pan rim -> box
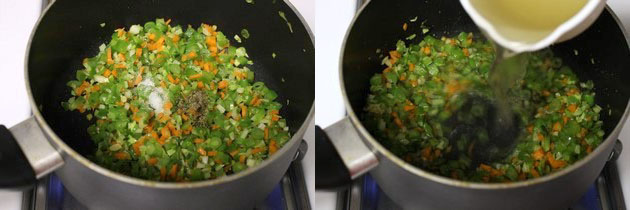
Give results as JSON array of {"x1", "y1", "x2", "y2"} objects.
[
  {"x1": 24, "y1": 0, "x2": 315, "y2": 189},
  {"x1": 339, "y1": 2, "x2": 630, "y2": 190}
]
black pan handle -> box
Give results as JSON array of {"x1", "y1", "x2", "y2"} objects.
[
  {"x1": 315, "y1": 126, "x2": 352, "y2": 190},
  {"x1": 0, "y1": 125, "x2": 37, "y2": 190}
]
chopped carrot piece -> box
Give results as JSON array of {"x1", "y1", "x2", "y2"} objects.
[
  {"x1": 463, "y1": 48, "x2": 470, "y2": 57},
  {"x1": 206, "y1": 36, "x2": 217, "y2": 47},
  {"x1": 254, "y1": 97, "x2": 262, "y2": 106},
  {"x1": 403, "y1": 105, "x2": 415, "y2": 111},
  {"x1": 218, "y1": 80, "x2": 228, "y2": 89},
  {"x1": 197, "y1": 81, "x2": 204, "y2": 89},
  {"x1": 567, "y1": 104, "x2": 577, "y2": 113},
  {"x1": 552, "y1": 122, "x2": 562, "y2": 132},
  {"x1": 117, "y1": 28, "x2": 125, "y2": 37},
  {"x1": 264, "y1": 127, "x2": 269, "y2": 140},
  {"x1": 579, "y1": 128, "x2": 588, "y2": 138},
  {"x1": 389, "y1": 50, "x2": 401, "y2": 59},
  {"x1": 169, "y1": 164, "x2": 178, "y2": 178},
  {"x1": 527, "y1": 124, "x2": 534, "y2": 133},
  {"x1": 389, "y1": 51, "x2": 401, "y2": 64},
  {"x1": 189, "y1": 73, "x2": 202, "y2": 80},
  {"x1": 149, "y1": 33, "x2": 156, "y2": 40},
  {"x1": 446, "y1": 81, "x2": 462, "y2": 95},
  {"x1": 537, "y1": 133, "x2": 544, "y2": 141},
  {"x1": 167, "y1": 74, "x2": 176, "y2": 83},
  {"x1": 251, "y1": 147, "x2": 265, "y2": 154},
  {"x1": 490, "y1": 168, "x2": 503, "y2": 177},
  {"x1": 133, "y1": 137, "x2": 145, "y2": 155},
  {"x1": 402, "y1": 23, "x2": 408, "y2": 31},
  {"x1": 187, "y1": 51, "x2": 197, "y2": 59},
  {"x1": 91, "y1": 84, "x2": 100, "y2": 92},
  {"x1": 194, "y1": 138, "x2": 204, "y2": 144},
  {"x1": 479, "y1": 164, "x2": 492, "y2": 171},
  {"x1": 421, "y1": 147, "x2": 432, "y2": 159},
  {"x1": 531, "y1": 169, "x2": 540, "y2": 178},
  {"x1": 160, "y1": 167, "x2": 167, "y2": 180},
  {"x1": 160, "y1": 126, "x2": 171, "y2": 142},
  {"x1": 165, "y1": 19, "x2": 171, "y2": 25},
  {"x1": 112, "y1": 69, "x2": 118, "y2": 77},
  {"x1": 107, "y1": 48, "x2": 114, "y2": 64},
  {"x1": 229, "y1": 150, "x2": 239, "y2": 157},
  {"x1": 77, "y1": 105, "x2": 86, "y2": 113},
  {"x1": 532, "y1": 148, "x2": 544, "y2": 160},
  {"x1": 103, "y1": 69, "x2": 111, "y2": 77},
  {"x1": 114, "y1": 152, "x2": 129, "y2": 160},
  {"x1": 207, "y1": 151, "x2": 217, "y2": 156},
  {"x1": 147, "y1": 157, "x2": 158, "y2": 165},
  {"x1": 240, "y1": 104, "x2": 247, "y2": 117},
  {"x1": 163, "y1": 101, "x2": 173, "y2": 111},
  {"x1": 172, "y1": 35, "x2": 180, "y2": 43},
  {"x1": 198, "y1": 148, "x2": 207, "y2": 156},
  {"x1": 547, "y1": 152, "x2": 567, "y2": 169},
  {"x1": 391, "y1": 112, "x2": 403, "y2": 128},
  {"x1": 542, "y1": 90, "x2": 551, "y2": 96},
  {"x1": 239, "y1": 155, "x2": 246, "y2": 163},
  {"x1": 250, "y1": 95, "x2": 259, "y2": 105},
  {"x1": 408, "y1": 63, "x2": 415, "y2": 72},
  {"x1": 75, "y1": 81, "x2": 89, "y2": 95},
  {"x1": 563, "y1": 116, "x2": 569, "y2": 124},
  {"x1": 135, "y1": 48, "x2": 142, "y2": 58},
  {"x1": 423, "y1": 47, "x2": 431, "y2": 55},
  {"x1": 148, "y1": 37, "x2": 165, "y2": 51},
  {"x1": 269, "y1": 140, "x2": 278, "y2": 155}
]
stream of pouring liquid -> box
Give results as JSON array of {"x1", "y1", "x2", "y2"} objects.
[
  {"x1": 471, "y1": 0, "x2": 588, "y2": 136},
  {"x1": 487, "y1": 46, "x2": 527, "y2": 131}
]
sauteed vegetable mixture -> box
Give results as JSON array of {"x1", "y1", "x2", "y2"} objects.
[
  {"x1": 363, "y1": 32, "x2": 604, "y2": 182},
  {"x1": 64, "y1": 19, "x2": 290, "y2": 181}
]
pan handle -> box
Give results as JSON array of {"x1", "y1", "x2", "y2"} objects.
[
  {"x1": 315, "y1": 117, "x2": 378, "y2": 190},
  {"x1": 0, "y1": 117, "x2": 64, "y2": 190}
]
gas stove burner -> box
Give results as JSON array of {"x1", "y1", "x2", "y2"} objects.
[
  {"x1": 23, "y1": 161, "x2": 310, "y2": 210},
  {"x1": 337, "y1": 162, "x2": 626, "y2": 210}
]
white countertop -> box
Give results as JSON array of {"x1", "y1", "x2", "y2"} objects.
[
  {"x1": 314, "y1": 0, "x2": 630, "y2": 209},
  {"x1": 0, "y1": 0, "x2": 314, "y2": 209}
]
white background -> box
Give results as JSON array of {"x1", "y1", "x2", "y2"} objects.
[
  {"x1": 314, "y1": 0, "x2": 630, "y2": 210},
  {"x1": 0, "y1": 0, "x2": 314, "y2": 209}
]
